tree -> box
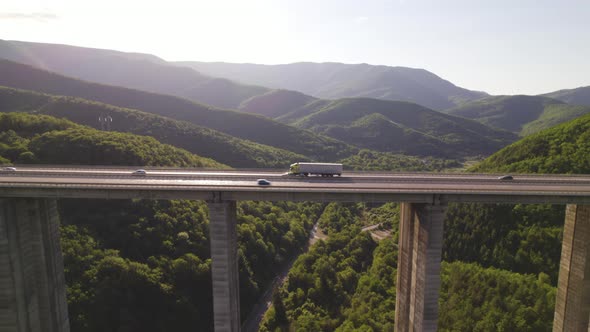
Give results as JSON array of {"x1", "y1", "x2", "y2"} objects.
[{"x1": 272, "y1": 286, "x2": 288, "y2": 330}]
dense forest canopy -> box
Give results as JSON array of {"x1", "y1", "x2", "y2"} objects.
[
  {"x1": 472, "y1": 112, "x2": 590, "y2": 174},
  {"x1": 0, "y1": 113, "x2": 223, "y2": 167},
  {"x1": 261, "y1": 202, "x2": 557, "y2": 331}
]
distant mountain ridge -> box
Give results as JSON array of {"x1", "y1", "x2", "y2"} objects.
[
  {"x1": 0, "y1": 59, "x2": 517, "y2": 161},
  {"x1": 0, "y1": 60, "x2": 354, "y2": 161},
  {"x1": 239, "y1": 89, "x2": 319, "y2": 118},
  {"x1": 1, "y1": 40, "x2": 561, "y2": 161},
  {"x1": 235, "y1": 89, "x2": 517, "y2": 157},
  {"x1": 0, "y1": 39, "x2": 269, "y2": 109},
  {"x1": 4, "y1": 39, "x2": 489, "y2": 112},
  {"x1": 176, "y1": 61, "x2": 488, "y2": 110},
  {"x1": 0, "y1": 87, "x2": 309, "y2": 168},
  {"x1": 240, "y1": 92, "x2": 517, "y2": 157},
  {"x1": 444, "y1": 95, "x2": 590, "y2": 136},
  {"x1": 541, "y1": 86, "x2": 590, "y2": 107}
]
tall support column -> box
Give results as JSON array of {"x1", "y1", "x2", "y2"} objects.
[
  {"x1": 208, "y1": 198, "x2": 240, "y2": 332},
  {"x1": 395, "y1": 202, "x2": 446, "y2": 332},
  {"x1": 0, "y1": 198, "x2": 69, "y2": 332},
  {"x1": 554, "y1": 204, "x2": 590, "y2": 332}
]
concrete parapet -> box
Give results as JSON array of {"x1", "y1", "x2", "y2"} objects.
[{"x1": 0, "y1": 198, "x2": 69, "y2": 332}]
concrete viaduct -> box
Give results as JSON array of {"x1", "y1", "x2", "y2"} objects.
[{"x1": 1, "y1": 167, "x2": 590, "y2": 332}]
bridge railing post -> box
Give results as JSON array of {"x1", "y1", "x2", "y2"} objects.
[
  {"x1": 395, "y1": 201, "x2": 446, "y2": 332},
  {"x1": 0, "y1": 198, "x2": 70, "y2": 332},
  {"x1": 207, "y1": 194, "x2": 240, "y2": 332}
]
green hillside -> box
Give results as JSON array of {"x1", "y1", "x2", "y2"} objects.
[
  {"x1": 0, "y1": 87, "x2": 307, "y2": 168},
  {"x1": 177, "y1": 61, "x2": 488, "y2": 110},
  {"x1": 0, "y1": 39, "x2": 269, "y2": 109},
  {"x1": 275, "y1": 98, "x2": 334, "y2": 124},
  {"x1": 325, "y1": 112, "x2": 448, "y2": 155},
  {"x1": 0, "y1": 112, "x2": 223, "y2": 167},
  {"x1": 288, "y1": 98, "x2": 517, "y2": 157},
  {"x1": 340, "y1": 149, "x2": 461, "y2": 171},
  {"x1": 0, "y1": 60, "x2": 355, "y2": 161},
  {"x1": 521, "y1": 104, "x2": 590, "y2": 136},
  {"x1": 542, "y1": 86, "x2": 590, "y2": 107},
  {"x1": 238, "y1": 89, "x2": 319, "y2": 118},
  {"x1": 472, "y1": 112, "x2": 590, "y2": 173},
  {"x1": 445, "y1": 95, "x2": 590, "y2": 135}
]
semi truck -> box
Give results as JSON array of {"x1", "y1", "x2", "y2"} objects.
[{"x1": 288, "y1": 162, "x2": 343, "y2": 177}]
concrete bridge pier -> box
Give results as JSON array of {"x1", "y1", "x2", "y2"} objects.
[
  {"x1": 0, "y1": 198, "x2": 69, "y2": 332},
  {"x1": 554, "y1": 204, "x2": 590, "y2": 332},
  {"x1": 395, "y1": 202, "x2": 447, "y2": 332},
  {"x1": 208, "y1": 197, "x2": 240, "y2": 332}
]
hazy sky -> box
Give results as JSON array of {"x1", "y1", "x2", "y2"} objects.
[{"x1": 2, "y1": 0, "x2": 589, "y2": 95}]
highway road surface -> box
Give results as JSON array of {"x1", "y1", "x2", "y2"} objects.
[{"x1": 1, "y1": 166, "x2": 590, "y2": 204}]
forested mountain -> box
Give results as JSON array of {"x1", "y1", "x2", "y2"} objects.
[
  {"x1": 472, "y1": 112, "x2": 590, "y2": 173},
  {"x1": 239, "y1": 89, "x2": 320, "y2": 118},
  {"x1": 341, "y1": 150, "x2": 461, "y2": 172},
  {"x1": 176, "y1": 61, "x2": 488, "y2": 110},
  {"x1": 0, "y1": 40, "x2": 496, "y2": 112},
  {"x1": 542, "y1": 86, "x2": 590, "y2": 107},
  {"x1": 444, "y1": 95, "x2": 590, "y2": 135},
  {"x1": 0, "y1": 39, "x2": 269, "y2": 109},
  {"x1": 0, "y1": 60, "x2": 355, "y2": 161},
  {"x1": 238, "y1": 89, "x2": 333, "y2": 123},
  {"x1": 0, "y1": 112, "x2": 223, "y2": 167},
  {"x1": 0, "y1": 87, "x2": 307, "y2": 168},
  {"x1": 283, "y1": 97, "x2": 517, "y2": 157},
  {"x1": 1, "y1": 59, "x2": 513, "y2": 161},
  {"x1": 1, "y1": 86, "x2": 462, "y2": 171},
  {"x1": 236, "y1": 89, "x2": 518, "y2": 158}
]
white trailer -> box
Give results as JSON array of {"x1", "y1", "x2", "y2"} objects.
[{"x1": 288, "y1": 162, "x2": 343, "y2": 177}]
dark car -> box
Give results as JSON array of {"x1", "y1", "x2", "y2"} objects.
[
  {"x1": 497, "y1": 175, "x2": 513, "y2": 180},
  {"x1": 257, "y1": 179, "x2": 271, "y2": 185}
]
